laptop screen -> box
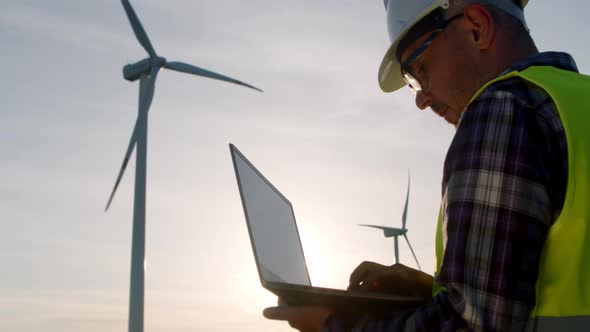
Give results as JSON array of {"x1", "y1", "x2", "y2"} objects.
[{"x1": 231, "y1": 145, "x2": 311, "y2": 287}]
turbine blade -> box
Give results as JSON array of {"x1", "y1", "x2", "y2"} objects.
[
  {"x1": 105, "y1": 128, "x2": 138, "y2": 211},
  {"x1": 164, "y1": 61, "x2": 263, "y2": 92},
  {"x1": 358, "y1": 224, "x2": 406, "y2": 238},
  {"x1": 403, "y1": 234, "x2": 421, "y2": 271},
  {"x1": 402, "y1": 170, "x2": 410, "y2": 229},
  {"x1": 121, "y1": 0, "x2": 157, "y2": 57},
  {"x1": 358, "y1": 224, "x2": 390, "y2": 231},
  {"x1": 105, "y1": 67, "x2": 159, "y2": 211}
]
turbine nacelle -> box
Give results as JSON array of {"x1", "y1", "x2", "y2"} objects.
[
  {"x1": 384, "y1": 227, "x2": 407, "y2": 238},
  {"x1": 123, "y1": 57, "x2": 166, "y2": 81}
]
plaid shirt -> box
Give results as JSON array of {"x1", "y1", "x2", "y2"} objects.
[{"x1": 326, "y1": 52, "x2": 578, "y2": 331}]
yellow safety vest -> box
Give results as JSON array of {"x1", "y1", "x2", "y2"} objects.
[{"x1": 433, "y1": 66, "x2": 590, "y2": 331}]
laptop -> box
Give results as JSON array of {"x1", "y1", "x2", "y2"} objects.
[{"x1": 229, "y1": 143, "x2": 424, "y2": 312}]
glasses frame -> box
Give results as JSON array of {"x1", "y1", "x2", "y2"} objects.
[{"x1": 400, "y1": 14, "x2": 464, "y2": 93}]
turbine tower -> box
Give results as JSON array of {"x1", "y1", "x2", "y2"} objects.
[
  {"x1": 104, "y1": 2, "x2": 262, "y2": 332},
  {"x1": 359, "y1": 171, "x2": 421, "y2": 270}
]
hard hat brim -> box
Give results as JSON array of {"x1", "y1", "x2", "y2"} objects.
[
  {"x1": 378, "y1": 0, "x2": 448, "y2": 93},
  {"x1": 378, "y1": 39, "x2": 406, "y2": 93}
]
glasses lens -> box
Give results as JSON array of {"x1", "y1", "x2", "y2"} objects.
[{"x1": 403, "y1": 71, "x2": 422, "y2": 94}]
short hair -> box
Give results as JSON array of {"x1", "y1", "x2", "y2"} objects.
[
  {"x1": 483, "y1": 3, "x2": 535, "y2": 47},
  {"x1": 448, "y1": 0, "x2": 535, "y2": 47}
]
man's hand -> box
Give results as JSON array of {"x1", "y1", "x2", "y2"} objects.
[
  {"x1": 263, "y1": 298, "x2": 333, "y2": 332},
  {"x1": 348, "y1": 262, "x2": 433, "y2": 301}
]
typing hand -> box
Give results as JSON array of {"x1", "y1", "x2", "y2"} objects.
[{"x1": 348, "y1": 261, "x2": 433, "y2": 301}]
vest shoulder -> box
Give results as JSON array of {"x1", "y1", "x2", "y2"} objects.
[
  {"x1": 473, "y1": 67, "x2": 588, "y2": 109},
  {"x1": 474, "y1": 76, "x2": 549, "y2": 111}
]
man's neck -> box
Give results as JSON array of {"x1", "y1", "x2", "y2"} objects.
[{"x1": 477, "y1": 42, "x2": 538, "y2": 89}]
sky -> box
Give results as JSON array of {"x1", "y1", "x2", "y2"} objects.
[{"x1": 1, "y1": 1, "x2": 589, "y2": 331}]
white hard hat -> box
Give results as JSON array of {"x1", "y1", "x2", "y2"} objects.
[{"x1": 378, "y1": 0, "x2": 529, "y2": 92}]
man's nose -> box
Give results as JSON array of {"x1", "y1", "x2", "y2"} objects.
[{"x1": 415, "y1": 90, "x2": 432, "y2": 110}]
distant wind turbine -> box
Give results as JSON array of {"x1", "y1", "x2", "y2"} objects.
[
  {"x1": 104, "y1": 1, "x2": 262, "y2": 332},
  {"x1": 359, "y1": 171, "x2": 421, "y2": 270}
]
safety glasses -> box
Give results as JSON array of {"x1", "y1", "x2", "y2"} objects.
[{"x1": 400, "y1": 14, "x2": 464, "y2": 94}]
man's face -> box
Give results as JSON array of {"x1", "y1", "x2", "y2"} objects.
[{"x1": 399, "y1": 17, "x2": 474, "y2": 125}]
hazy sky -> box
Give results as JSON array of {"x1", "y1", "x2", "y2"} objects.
[{"x1": 2, "y1": 1, "x2": 588, "y2": 331}]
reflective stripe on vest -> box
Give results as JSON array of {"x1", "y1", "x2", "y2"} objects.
[
  {"x1": 525, "y1": 316, "x2": 590, "y2": 332},
  {"x1": 433, "y1": 66, "x2": 590, "y2": 330}
]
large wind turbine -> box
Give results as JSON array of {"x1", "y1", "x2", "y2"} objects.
[
  {"x1": 359, "y1": 172, "x2": 421, "y2": 270},
  {"x1": 105, "y1": 1, "x2": 262, "y2": 332}
]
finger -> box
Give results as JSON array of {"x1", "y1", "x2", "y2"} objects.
[
  {"x1": 359, "y1": 273, "x2": 381, "y2": 290},
  {"x1": 348, "y1": 261, "x2": 373, "y2": 285},
  {"x1": 262, "y1": 306, "x2": 279, "y2": 320},
  {"x1": 349, "y1": 261, "x2": 382, "y2": 288},
  {"x1": 263, "y1": 306, "x2": 294, "y2": 321}
]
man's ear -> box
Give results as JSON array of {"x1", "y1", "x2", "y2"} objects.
[{"x1": 463, "y1": 4, "x2": 496, "y2": 50}]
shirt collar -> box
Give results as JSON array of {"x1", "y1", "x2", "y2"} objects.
[{"x1": 499, "y1": 51, "x2": 579, "y2": 76}]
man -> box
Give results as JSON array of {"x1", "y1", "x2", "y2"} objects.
[{"x1": 264, "y1": 0, "x2": 590, "y2": 330}]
